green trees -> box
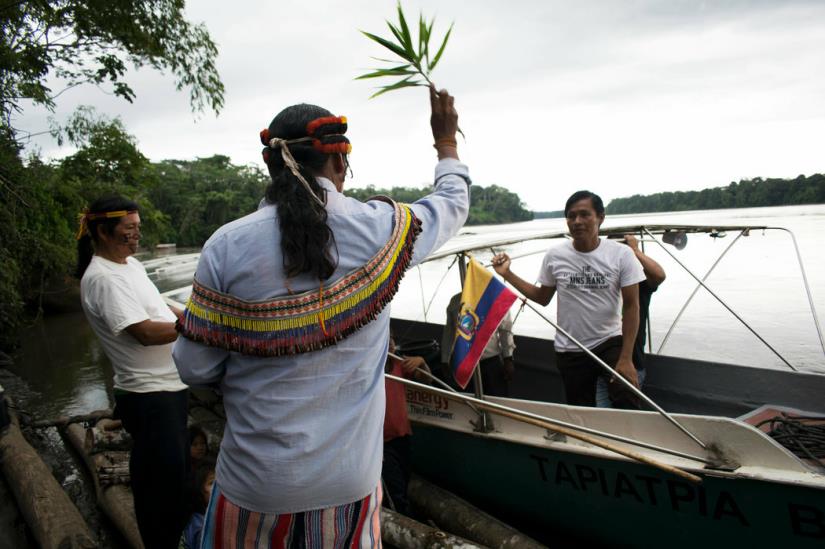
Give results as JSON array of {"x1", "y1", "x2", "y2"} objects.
[
  {"x1": 150, "y1": 156, "x2": 267, "y2": 246},
  {"x1": 607, "y1": 175, "x2": 825, "y2": 214},
  {"x1": 345, "y1": 183, "x2": 533, "y2": 225},
  {"x1": 1, "y1": 0, "x2": 225, "y2": 350},
  {"x1": 57, "y1": 108, "x2": 171, "y2": 247},
  {"x1": 0, "y1": 107, "x2": 268, "y2": 350},
  {"x1": 469, "y1": 184, "x2": 532, "y2": 225},
  {"x1": 0, "y1": 133, "x2": 73, "y2": 349},
  {"x1": 345, "y1": 185, "x2": 430, "y2": 204},
  {"x1": 1, "y1": 0, "x2": 224, "y2": 129}
]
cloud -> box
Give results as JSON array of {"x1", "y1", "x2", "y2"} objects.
[{"x1": 14, "y1": 0, "x2": 825, "y2": 210}]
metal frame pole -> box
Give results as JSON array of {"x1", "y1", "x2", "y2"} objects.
[
  {"x1": 520, "y1": 299, "x2": 709, "y2": 451},
  {"x1": 657, "y1": 230, "x2": 746, "y2": 354},
  {"x1": 642, "y1": 228, "x2": 797, "y2": 371},
  {"x1": 773, "y1": 227, "x2": 825, "y2": 359}
]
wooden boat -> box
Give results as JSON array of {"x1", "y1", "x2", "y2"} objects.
[
  {"x1": 394, "y1": 349, "x2": 825, "y2": 547},
  {"x1": 389, "y1": 223, "x2": 825, "y2": 547},
  {"x1": 63, "y1": 419, "x2": 145, "y2": 549},
  {"x1": 159, "y1": 222, "x2": 825, "y2": 547}
]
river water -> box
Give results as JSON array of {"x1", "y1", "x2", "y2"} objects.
[{"x1": 7, "y1": 204, "x2": 825, "y2": 420}]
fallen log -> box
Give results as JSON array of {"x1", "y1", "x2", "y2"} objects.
[
  {"x1": 0, "y1": 397, "x2": 97, "y2": 549},
  {"x1": 408, "y1": 475, "x2": 547, "y2": 549},
  {"x1": 380, "y1": 507, "x2": 488, "y2": 548},
  {"x1": 28, "y1": 408, "x2": 113, "y2": 429},
  {"x1": 86, "y1": 423, "x2": 132, "y2": 453},
  {"x1": 0, "y1": 467, "x2": 29, "y2": 549},
  {"x1": 64, "y1": 422, "x2": 145, "y2": 549}
]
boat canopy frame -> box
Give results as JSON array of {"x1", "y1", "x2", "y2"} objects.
[
  {"x1": 437, "y1": 223, "x2": 825, "y2": 453},
  {"x1": 427, "y1": 223, "x2": 825, "y2": 372}
]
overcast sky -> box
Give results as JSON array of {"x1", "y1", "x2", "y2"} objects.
[{"x1": 16, "y1": 0, "x2": 825, "y2": 210}]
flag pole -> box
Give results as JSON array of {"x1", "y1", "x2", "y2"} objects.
[{"x1": 457, "y1": 253, "x2": 494, "y2": 432}]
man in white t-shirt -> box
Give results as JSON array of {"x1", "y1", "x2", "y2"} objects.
[
  {"x1": 77, "y1": 196, "x2": 189, "y2": 549},
  {"x1": 493, "y1": 190, "x2": 645, "y2": 407}
]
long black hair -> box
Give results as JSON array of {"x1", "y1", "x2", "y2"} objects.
[
  {"x1": 75, "y1": 195, "x2": 139, "y2": 278},
  {"x1": 263, "y1": 104, "x2": 340, "y2": 281}
]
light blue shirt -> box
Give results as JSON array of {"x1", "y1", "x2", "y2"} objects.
[{"x1": 172, "y1": 158, "x2": 469, "y2": 513}]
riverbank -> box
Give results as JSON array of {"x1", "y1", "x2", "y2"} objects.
[{"x1": 1, "y1": 363, "x2": 547, "y2": 549}]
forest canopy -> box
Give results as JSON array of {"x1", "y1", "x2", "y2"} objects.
[
  {"x1": 345, "y1": 183, "x2": 533, "y2": 225},
  {"x1": 607, "y1": 175, "x2": 825, "y2": 214},
  {"x1": 1, "y1": 0, "x2": 224, "y2": 133}
]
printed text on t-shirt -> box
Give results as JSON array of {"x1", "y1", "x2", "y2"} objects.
[{"x1": 565, "y1": 265, "x2": 608, "y2": 290}]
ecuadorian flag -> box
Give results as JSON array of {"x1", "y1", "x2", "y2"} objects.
[{"x1": 451, "y1": 257, "x2": 518, "y2": 389}]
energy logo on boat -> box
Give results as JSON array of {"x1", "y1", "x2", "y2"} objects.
[{"x1": 457, "y1": 305, "x2": 479, "y2": 341}]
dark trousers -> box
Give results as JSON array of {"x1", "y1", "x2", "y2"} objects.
[
  {"x1": 460, "y1": 356, "x2": 510, "y2": 397},
  {"x1": 114, "y1": 389, "x2": 189, "y2": 549},
  {"x1": 479, "y1": 356, "x2": 510, "y2": 397},
  {"x1": 556, "y1": 336, "x2": 624, "y2": 407},
  {"x1": 382, "y1": 435, "x2": 412, "y2": 517}
]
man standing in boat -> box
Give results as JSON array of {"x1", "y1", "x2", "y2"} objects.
[
  {"x1": 492, "y1": 190, "x2": 645, "y2": 407},
  {"x1": 76, "y1": 196, "x2": 189, "y2": 549},
  {"x1": 172, "y1": 87, "x2": 469, "y2": 547}
]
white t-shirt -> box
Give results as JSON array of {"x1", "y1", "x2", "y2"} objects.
[
  {"x1": 537, "y1": 238, "x2": 645, "y2": 352},
  {"x1": 80, "y1": 255, "x2": 187, "y2": 393}
]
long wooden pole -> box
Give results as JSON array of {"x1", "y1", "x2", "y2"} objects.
[
  {"x1": 389, "y1": 375, "x2": 703, "y2": 484},
  {"x1": 389, "y1": 355, "x2": 710, "y2": 464}
]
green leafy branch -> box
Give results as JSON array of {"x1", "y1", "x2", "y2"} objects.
[{"x1": 357, "y1": 2, "x2": 453, "y2": 99}]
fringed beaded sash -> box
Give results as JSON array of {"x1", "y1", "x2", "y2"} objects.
[{"x1": 178, "y1": 199, "x2": 420, "y2": 356}]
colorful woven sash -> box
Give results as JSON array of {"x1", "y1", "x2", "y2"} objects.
[{"x1": 178, "y1": 199, "x2": 420, "y2": 356}]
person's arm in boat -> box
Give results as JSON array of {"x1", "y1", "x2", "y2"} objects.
[
  {"x1": 492, "y1": 253, "x2": 555, "y2": 306},
  {"x1": 615, "y1": 283, "x2": 640, "y2": 388},
  {"x1": 624, "y1": 234, "x2": 666, "y2": 287},
  {"x1": 401, "y1": 355, "x2": 432, "y2": 383}
]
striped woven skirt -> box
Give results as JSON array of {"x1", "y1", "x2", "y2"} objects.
[{"x1": 199, "y1": 483, "x2": 382, "y2": 548}]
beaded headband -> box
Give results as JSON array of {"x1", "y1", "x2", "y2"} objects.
[
  {"x1": 259, "y1": 115, "x2": 352, "y2": 157},
  {"x1": 76, "y1": 209, "x2": 138, "y2": 240},
  {"x1": 259, "y1": 115, "x2": 352, "y2": 207}
]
